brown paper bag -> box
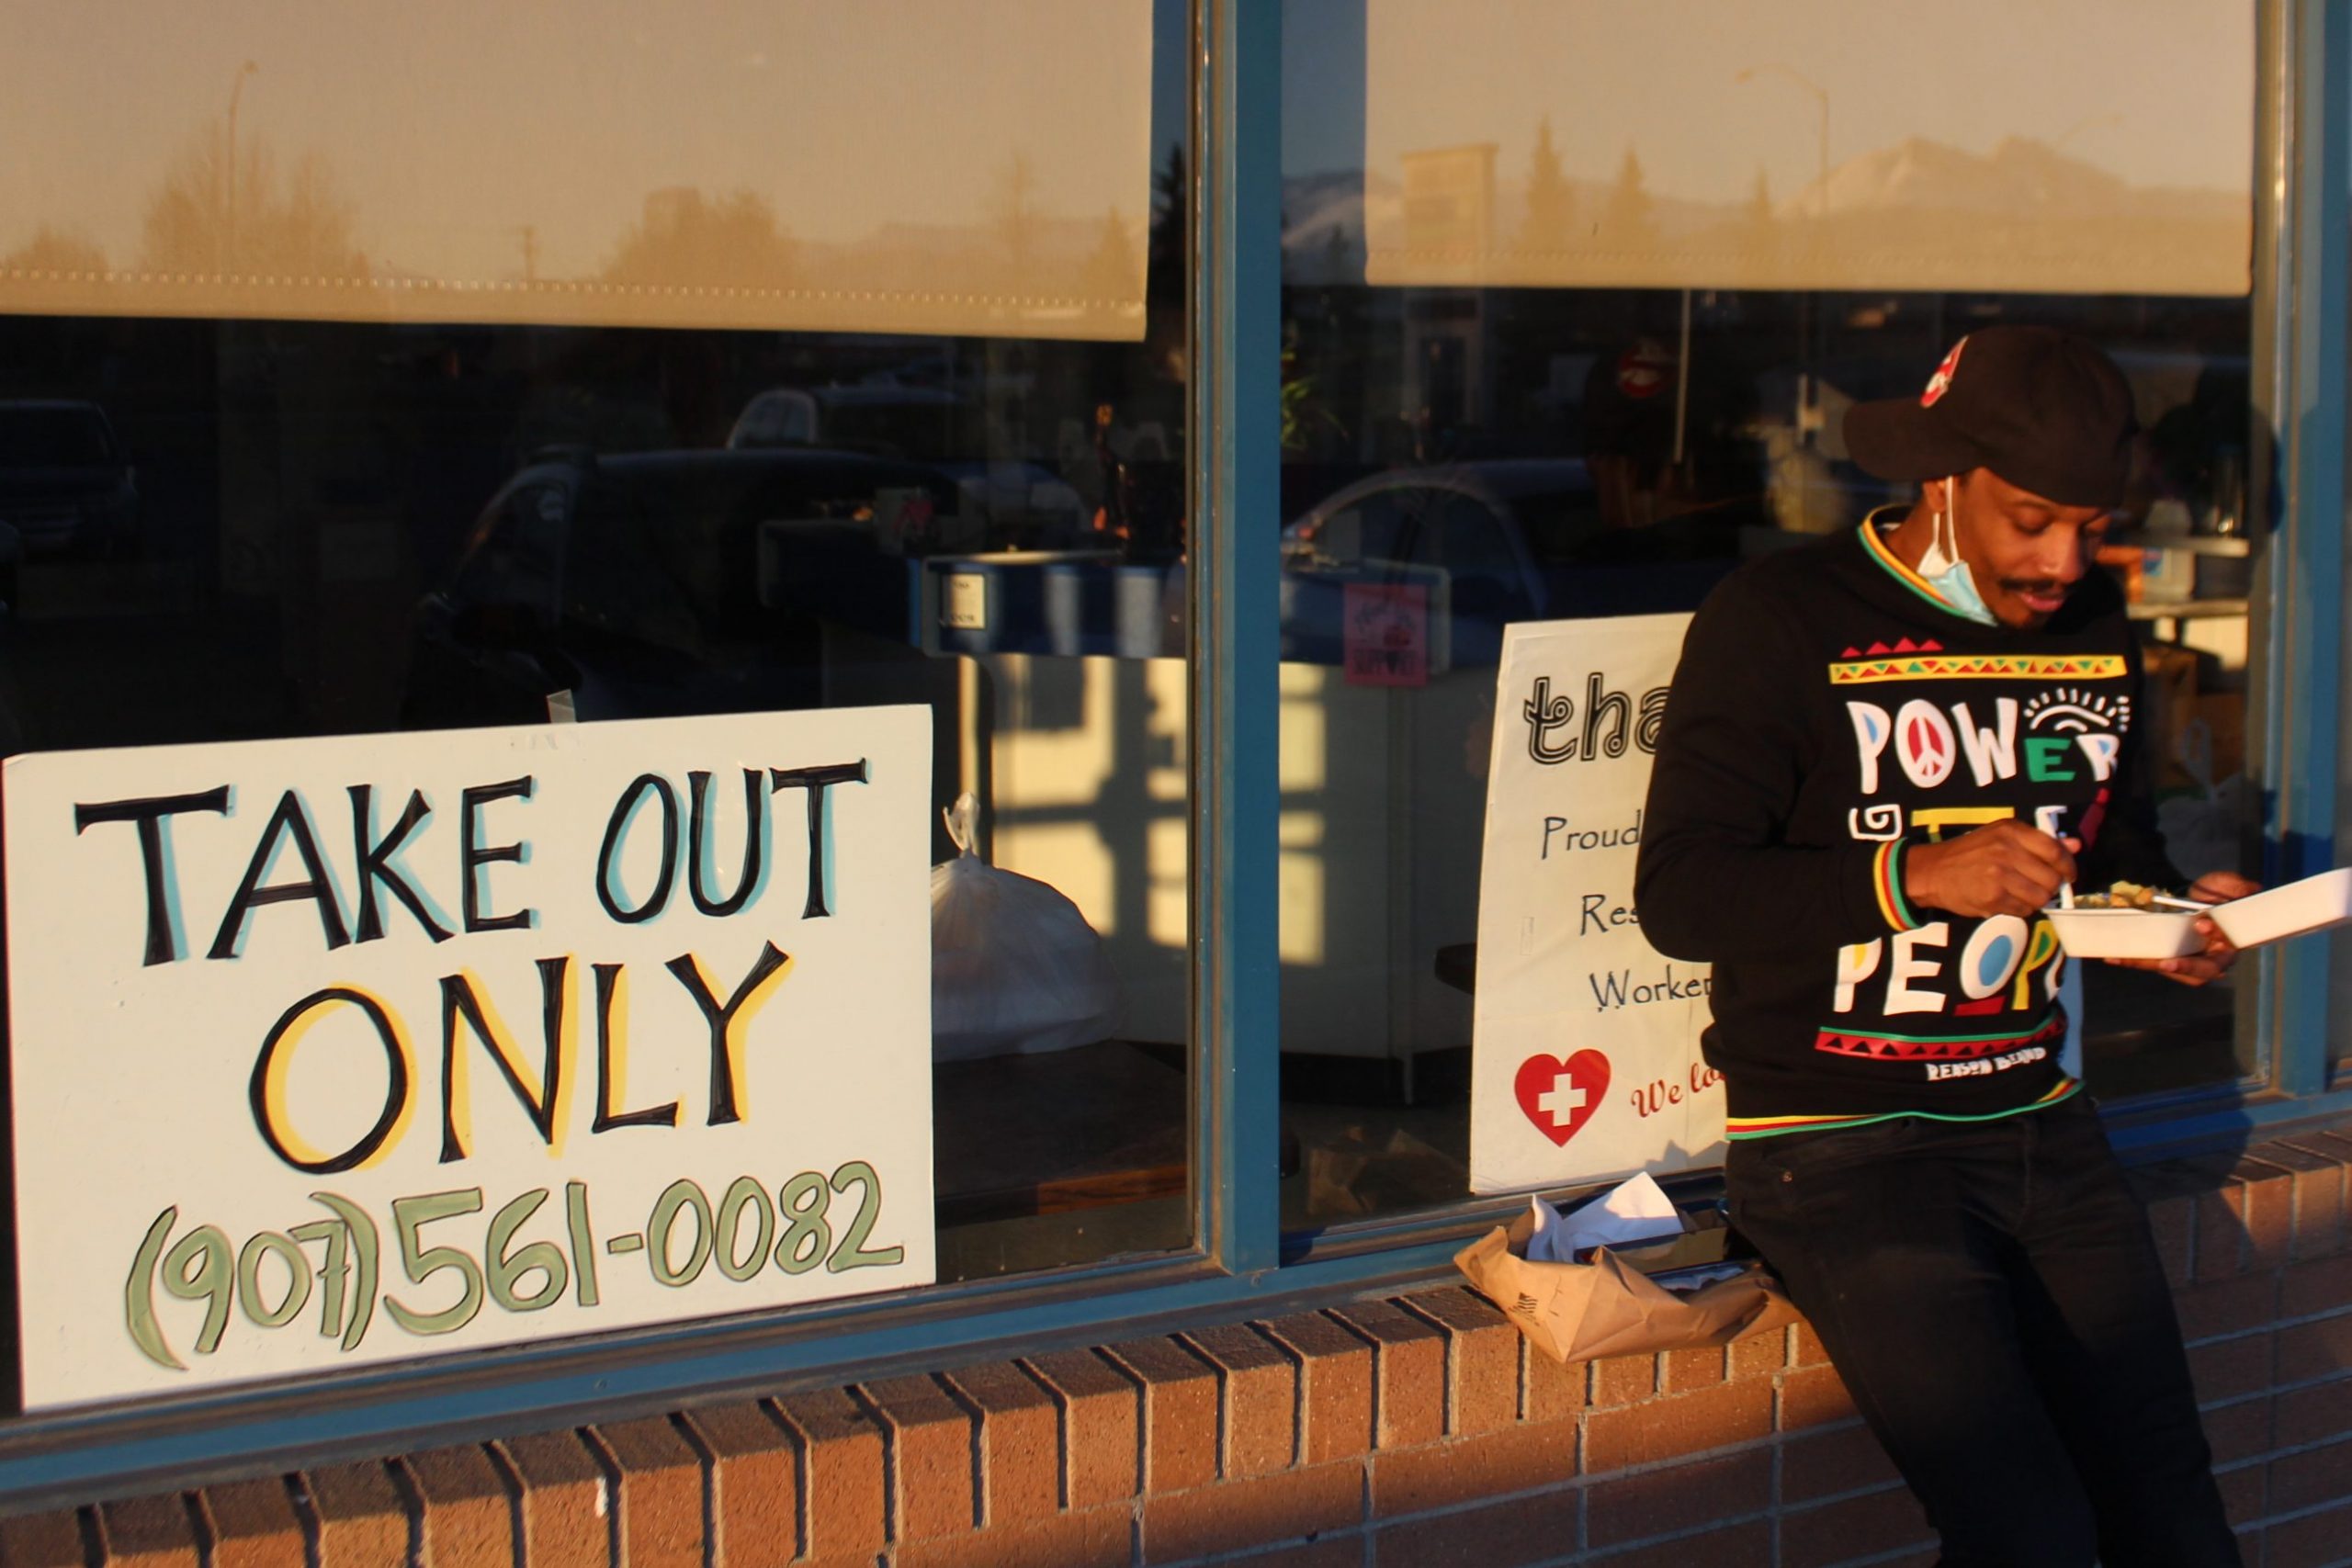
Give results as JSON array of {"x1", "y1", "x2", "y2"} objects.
[{"x1": 1454, "y1": 1208, "x2": 1797, "y2": 1364}]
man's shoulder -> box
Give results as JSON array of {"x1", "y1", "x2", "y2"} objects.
[{"x1": 1695, "y1": 531, "x2": 1857, "y2": 621}]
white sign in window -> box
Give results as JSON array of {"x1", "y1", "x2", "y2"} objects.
[{"x1": 6, "y1": 705, "x2": 934, "y2": 1409}]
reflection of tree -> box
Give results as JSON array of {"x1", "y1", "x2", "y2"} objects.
[
  {"x1": 140, "y1": 120, "x2": 368, "y2": 277},
  {"x1": 1601, "y1": 149, "x2": 1657, "y2": 251},
  {"x1": 604, "y1": 188, "x2": 797, "y2": 292},
  {"x1": 992, "y1": 150, "x2": 1039, "y2": 273},
  {"x1": 1, "y1": 229, "x2": 107, "y2": 274},
  {"x1": 1517, "y1": 117, "x2": 1574, "y2": 254},
  {"x1": 1082, "y1": 206, "x2": 1140, "y2": 301}
]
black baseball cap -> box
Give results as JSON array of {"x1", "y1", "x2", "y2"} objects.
[{"x1": 1843, "y1": 325, "x2": 2138, "y2": 510}]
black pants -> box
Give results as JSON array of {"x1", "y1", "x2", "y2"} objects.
[{"x1": 1724, "y1": 1095, "x2": 2240, "y2": 1568}]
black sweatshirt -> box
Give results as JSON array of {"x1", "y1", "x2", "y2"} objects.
[{"x1": 1633, "y1": 519, "x2": 2178, "y2": 1136}]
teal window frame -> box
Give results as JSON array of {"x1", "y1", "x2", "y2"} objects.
[{"x1": 0, "y1": 0, "x2": 2347, "y2": 1506}]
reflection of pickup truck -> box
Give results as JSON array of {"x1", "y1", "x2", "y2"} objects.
[
  {"x1": 1279, "y1": 460, "x2": 1742, "y2": 664},
  {"x1": 401, "y1": 446, "x2": 959, "y2": 728}
]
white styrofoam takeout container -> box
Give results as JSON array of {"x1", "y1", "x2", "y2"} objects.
[
  {"x1": 2043, "y1": 906, "x2": 2205, "y2": 960},
  {"x1": 2209, "y1": 867, "x2": 2352, "y2": 949}
]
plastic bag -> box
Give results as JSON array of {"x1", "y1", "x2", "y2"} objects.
[{"x1": 931, "y1": 794, "x2": 1120, "y2": 1059}]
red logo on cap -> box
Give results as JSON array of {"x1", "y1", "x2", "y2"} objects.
[
  {"x1": 1921, "y1": 337, "x2": 1969, "y2": 407},
  {"x1": 1616, "y1": 343, "x2": 1672, "y2": 400}
]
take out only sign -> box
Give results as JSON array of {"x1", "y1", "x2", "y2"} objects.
[{"x1": 5, "y1": 707, "x2": 934, "y2": 1410}]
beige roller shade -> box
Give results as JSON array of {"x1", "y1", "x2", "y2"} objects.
[
  {"x1": 1337, "y1": 0, "x2": 2251, "y2": 297},
  {"x1": 0, "y1": 0, "x2": 1153, "y2": 339}
]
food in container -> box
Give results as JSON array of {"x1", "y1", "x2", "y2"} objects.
[{"x1": 2044, "y1": 904, "x2": 2206, "y2": 959}]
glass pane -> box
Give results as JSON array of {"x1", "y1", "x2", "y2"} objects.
[
  {"x1": 0, "y1": 0, "x2": 1192, "y2": 1413},
  {"x1": 1277, "y1": 0, "x2": 2263, "y2": 1230},
  {"x1": 0, "y1": 1, "x2": 1152, "y2": 339}
]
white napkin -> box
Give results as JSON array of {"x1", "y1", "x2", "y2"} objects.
[{"x1": 1525, "y1": 1172, "x2": 1687, "y2": 1263}]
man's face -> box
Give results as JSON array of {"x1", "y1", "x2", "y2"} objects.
[{"x1": 1949, "y1": 467, "x2": 2111, "y2": 627}]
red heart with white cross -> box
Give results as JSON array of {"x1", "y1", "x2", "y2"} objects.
[{"x1": 1514, "y1": 1049, "x2": 1611, "y2": 1147}]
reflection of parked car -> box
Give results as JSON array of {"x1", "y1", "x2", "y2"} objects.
[
  {"x1": 1278, "y1": 460, "x2": 1743, "y2": 663},
  {"x1": 727, "y1": 381, "x2": 964, "y2": 460},
  {"x1": 402, "y1": 447, "x2": 959, "y2": 728},
  {"x1": 0, "y1": 400, "x2": 138, "y2": 556}
]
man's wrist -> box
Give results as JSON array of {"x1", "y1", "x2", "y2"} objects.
[{"x1": 1874, "y1": 840, "x2": 1926, "y2": 931}]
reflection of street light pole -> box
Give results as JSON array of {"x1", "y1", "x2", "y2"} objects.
[
  {"x1": 1735, "y1": 63, "x2": 1829, "y2": 222},
  {"x1": 224, "y1": 60, "x2": 258, "y2": 275}
]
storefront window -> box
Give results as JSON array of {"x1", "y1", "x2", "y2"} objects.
[
  {"x1": 1275, "y1": 0, "x2": 2266, "y2": 1228},
  {"x1": 0, "y1": 0, "x2": 1190, "y2": 1414}
]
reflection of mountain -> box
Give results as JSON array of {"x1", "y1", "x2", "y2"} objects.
[
  {"x1": 1298, "y1": 135, "x2": 2248, "y2": 296},
  {"x1": 1792, "y1": 136, "x2": 2241, "y2": 226}
]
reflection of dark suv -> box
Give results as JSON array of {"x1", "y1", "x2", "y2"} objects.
[
  {"x1": 0, "y1": 400, "x2": 138, "y2": 557},
  {"x1": 402, "y1": 447, "x2": 959, "y2": 728}
]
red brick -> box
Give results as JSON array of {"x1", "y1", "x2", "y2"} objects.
[
  {"x1": 2267, "y1": 1495, "x2": 2352, "y2": 1568},
  {"x1": 1591, "y1": 1354, "x2": 1657, "y2": 1407},
  {"x1": 2276, "y1": 1375, "x2": 2352, "y2": 1449},
  {"x1": 1023, "y1": 1349, "x2": 1139, "y2": 1509},
  {"x1": 2236, "y1": 1156, "x2": 2297, "y2": 1270},
  {"x1": 1597, "y1": 1521, "x2": 1770, "y2": 1568},
  {"x1": 1779, "y1": 1362, "x2": 1859, "y2": 1430},
  {"x1": 2215, "y1": 1460, "x2": 2267, "y2": 1529},
  {"x1": 1792, "y1": 1321, "x2": 1832, "y2": 1367},
  {"x1": 1727, "y1": 1323, "x2": 1787, "y2": 1382},
  {"x1": 1260, "y1": 1311, "x2": 1374, "y2": 1465},
  {"x1": 2269, "y1": 1434, "x2": 2352, "y2": 1513},
  {"x1": 96, "y1": 1497, "x2": 197, "y2": 1568},
  {"x1": 1368, "y1": 1418, "x2": 1577, "y2": 1518},
  {"x1": 1780, "y1": 1483, "x2": 1933, "y2": 1568},
  {"x1": 498, "y1": 1431, "x2": 604, "y2": 1568},
  {"x1": 2262, "y1": 1137, "x2": 2347, "y2": 1261},
  {"x1": 893, "y1": 1506, "x2": 1131, "y2": 1568},
  {"x1": 942, "y1": 1360, "x2": 1059, "y2": 1525},
  {"x1": 2190, "y1": 1333, "x2": 2275, "y2": 1407},
  {"x1": 1219, "y1": 1540, "x2": 1364, "y2": 1568},
  {"x1": 1520, "y1": 1336, "x2": 1587, "y2": 1427},
  {"x1": 198, "y1": 1480, "x2": 303, "y2": 1568},
  {"x1": 1103, "y1": 1336, "x2": 1218, "y2": 1494},
  {"x1": 2200, "y1": 1396, "x2": 2277, "y2": 1468},
  {"x1": 774, "y1": 1388, "x2": 888, "y2": 1561},
  {"x1": 1327, "y1": 1301, "x2": 1445, "y2": 1450},
  {"x1": 1372, "y1": 1486, "x2": 1578, "y2": 1568},
  {"x1": 2278, "y1": 1312, "x2": 2352, "y2": 1384},
  {"x1": 1588, "y1": 1449, "x2": 1772, "y2": 1547},
  {"x1": 2146, "y1": 1192, "x2": 2198, "y2": 1287},
  {"x1": 399, "y1": 1448, "x2": 511, "y2": 1568},
  {"x1": 685, "y1": 1403, "x2": 799, "y2": 1568},
  {"x1": 2193, "y1": 1176, "x2": 2250, "y2": 1282},
  {"x1": 1782, "y1": 1419, "x2": 1902, "y2": 1504},
  {"x1": 1183, "y1": 1322, "x2": 1298, "y2": 1477},
  {"x1": 860, "y1": 1374, "x2": 977, "y2": 1540},
  {"x1": 1585, "y1": 1379, "x2": 1774, "y2": 1472},
  {"x1": 2173, "y1": 1270, "x2": 2279, "y2": 1344},
  {"x1": 597, "y1": 1417, "x2": 706, "y2": 1568},
  {"x1": 1142, "y1": 1463, "x2": 1360, "y2": 1561},
  {"x1": 0, "y1": 1510, "x2": 85, "y2": 1568},
  {"x1": 300, "y1": 1462, "x2": 410, "y2": 1567},
  {"x1": 1663, "y1": 1344, "x2": 1727, "y2": 1393},
  {"x1": 1401, "y1": 1287, "x2": 1521, "y2": 1436},
  {"x1": 2281, "y1": 1251, "x2": 2352, "y2": 1321}
]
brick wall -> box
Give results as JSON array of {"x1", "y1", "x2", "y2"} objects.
[{"x1": 6, "y1": 1126, "x2": 2349, "y2": 1568}]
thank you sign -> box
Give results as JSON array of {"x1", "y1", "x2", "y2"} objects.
[
  {"x1": 6, "y1": 706, "x2": 934, "y2": 1409},
  {"x1": 1469, "y1": 615, "x2": 1724, "y2": 1193}
]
